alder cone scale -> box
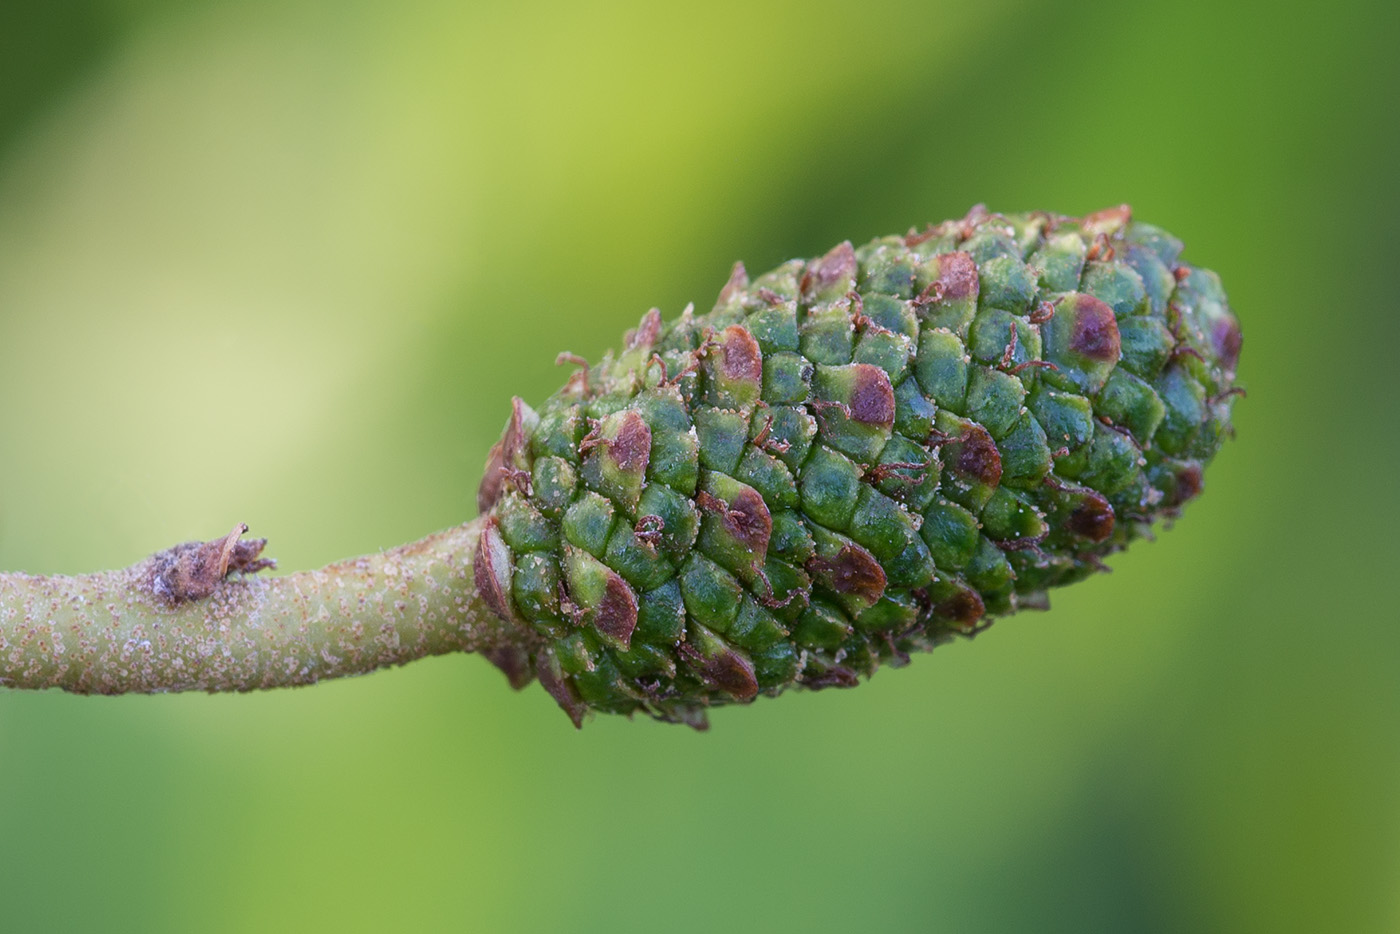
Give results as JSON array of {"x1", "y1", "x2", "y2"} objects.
[{"x1": 474, "y1": 206, "x2": 1242, "y2": 728}]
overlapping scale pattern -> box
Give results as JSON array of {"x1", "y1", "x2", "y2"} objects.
[{"x1": 474, "y1": 206, "x2": 1242, "y2": 728}]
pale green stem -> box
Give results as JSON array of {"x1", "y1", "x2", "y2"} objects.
[{"x1": 0, "y1": 519, "x2": 520, "y2": 694}]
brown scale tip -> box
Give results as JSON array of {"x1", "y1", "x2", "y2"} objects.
[
  {"x1": 607, "y1": 410, "x2": 653, "y2": 475},
  {"x1": 934, "y1": 587, "x2": 986, "y2": 630},
  {"x1": 718, "y1": 261, "x2": 749, "y2": 306},
  {"x1": 717, "y1": 325, "x2": 763, "y2": 385},
  {"x1": 536, "y1": 655, "x2": 587, "y2": 729},
  {"x1": 801, "y1": 241, "x2": 857, "y2": 299},
  {"x1": 477, "y1": 396, "x2": 533, "y2": 513},
  {"x1": 803, "y1": 665, "x2": 860, "y2": 690},
  {"x1": 627, "y1": 308, "x2": 664, "y2": 350},
  {"x1": 1067, "y1": 294, "x2": 1122, "y2": 362},
  {"x1": 700, "y1": 487, "x2": 773, "y2": 557},
  {"x1": 1213, "y1": 316, "x2": 1243, "y2": 372},
  {"x1": 145, "y1": 523, "x2": 275, "y2": 605},
  {"x1": 808, "y1": 543, "x2": 887, "y2": 605},
  {"x1": 1163, "y1": 463, "x2": 1205, "y2": 508},
  {"x1": 482, "y1": 645, "x2": 535, "y2": 690},
  {"x1": 1067, "y1": 492, "x2": 1116, "y2": 542},
  {"x1": 474, "y1": 518, "x2": 517, "y2": 623},
  {"x1": 937, "y1": 251, "x2": 979, "y2": 301},
  {"x1": 1081, "y1": 204, "x2": 1132, "y2": 234},
  {"x1": 679, "y1": 641, "x2": 759, "y2": 700},
  {"x1": 949, "y1": 424, "x2": 1003, "y2": 488},
  {"x1": 848, "y1": 364, "x2": 895, "y2": 427},
  {"x1": 594, "y1": 573, "x2": 639, "y2": 649}
]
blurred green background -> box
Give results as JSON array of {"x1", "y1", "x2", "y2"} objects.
[{"x1": 1, "y1": 0, "x2": 1396, "y2": 931}]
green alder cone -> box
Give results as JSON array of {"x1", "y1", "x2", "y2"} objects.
[{"x1": 473, "y1": 205, "x2": 1242, "y2": 729}]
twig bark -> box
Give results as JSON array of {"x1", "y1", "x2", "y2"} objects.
[{"x1": 0, "y1": 519, "x2": 520, "y2": 694}]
